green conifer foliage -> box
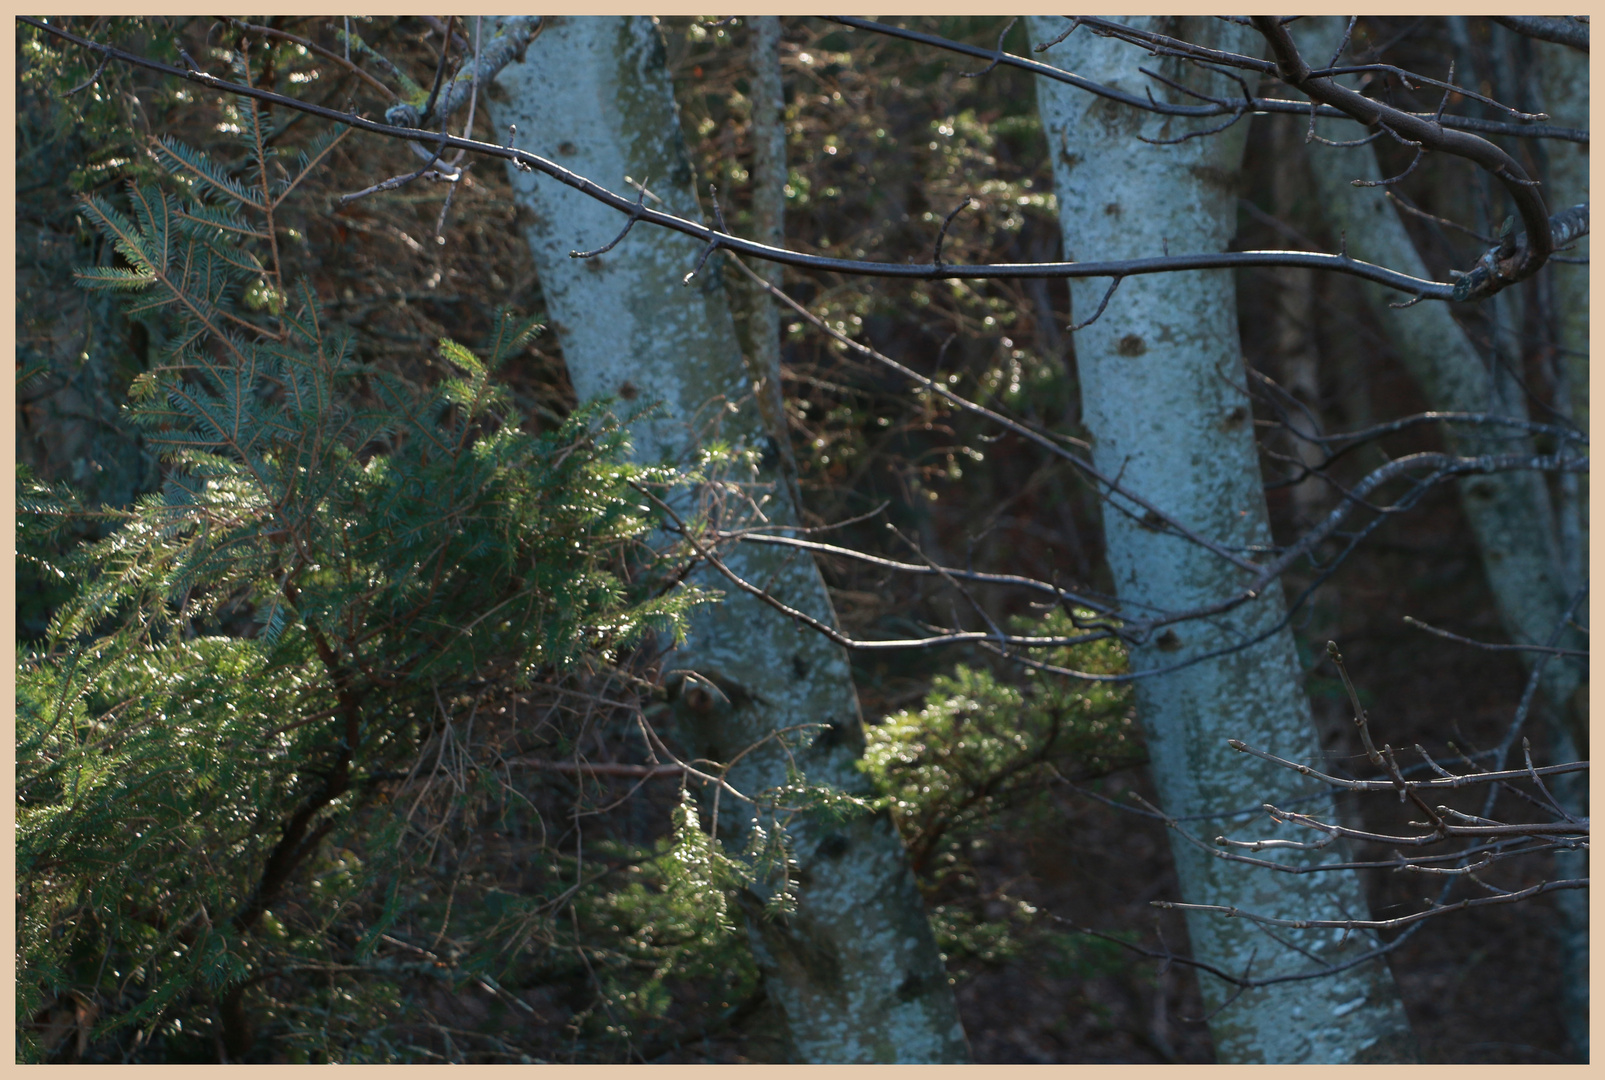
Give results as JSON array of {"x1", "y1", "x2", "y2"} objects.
[
  {"x1": 861, "y1": 611, "x2": 1142, "y2": 967},
  {"x1": 17, "y1": 90, "x2": 703, "y2": 1062}
]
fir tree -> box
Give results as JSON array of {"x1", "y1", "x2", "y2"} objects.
[{"x1": 17, "y1": 83, "x2": 703, "y2": 1062}]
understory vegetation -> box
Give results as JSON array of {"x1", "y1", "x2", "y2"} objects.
[{"x1": 17, "y1": 16, "x2": 1587, "y2": 1064}]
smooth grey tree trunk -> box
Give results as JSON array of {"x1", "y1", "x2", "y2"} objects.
[
  {"x1": 487, "y1": 16, "x2": 968, "y2": 1063},
  {"x1": 1293, "y1": 17, "x2": 1588, "y2": 1057},
  {"x1": 1030, "y1": 17, "x2": 1417, "y2": 1063}
]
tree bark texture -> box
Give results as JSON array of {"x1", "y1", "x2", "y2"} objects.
[
  {"x1": 1030, "y1": 16, "x2": 1418, "y2": 1063},
  {"x1": 487, "y1": 16, "x2": 968, "y2": 1063},
  {"x1": 741, "y1": 16, "x2": 792, "y2": 461},
  {"x1": 1533, "y1": 32, "x2": 1590, "y2": 600},
  {"x1": 1292, "y1": 17, "x2": 1588, "y2": 1058}
]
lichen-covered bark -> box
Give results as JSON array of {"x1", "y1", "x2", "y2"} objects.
[
  {"x1": 486, "y1": 17, "x2": 967, "y2": 1063},
  {"x1": 1030, "y1": 17, "x2": 1417, "y2": 1063},
  {"x1": 1293, "y1": 17, "x2": 1587, "y2": 1056}
]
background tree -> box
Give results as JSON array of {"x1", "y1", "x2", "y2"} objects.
[
  {"x1": 16, "y1": 15, "x2": 1588, "y2": 1065},
  {"x1": 1289, "y1": 16, "x2": 1588, "y2": 1051}
]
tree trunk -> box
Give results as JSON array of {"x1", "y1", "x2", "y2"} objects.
[
  {"x1": 1531, "y1": 29, "x2": 1589, "y2": 627},
  {"x1": 1029, "y1": 16, "x2": 1417, "y2": 1063},
  {"x1": 1293, "y1": 16, "x2": 1587, "y2": 1058},
  {"x1": 487, "y1": 16, "x2": 968, "y2": 1063},
  {"x1": 738, "y1": 16, "x2": 793, "y2": 470},
  {"x1": 1531, "y1": 33, "x2": 1590, "y2": 1061}
]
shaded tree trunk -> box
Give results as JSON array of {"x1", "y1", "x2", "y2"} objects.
[
  {"x1": 1029, "y1": 16, "x2": 1418, "y2": 1063},
  {"x1": 1532, "y1": 31, "x2": 1589, "y2": 606},
  {"x1": 1530, "y1": 38, "x2": 1590, "y2": 1059},
  {"x1": 487, "y1": 16, "x2": 968, "y2": 1063},
  {"x1": 1293, "y1": 16, "x2": 1587, "y2": 1058},
  {"x1": 734, "y1": 15, "x2": 794, "y2": 475}
]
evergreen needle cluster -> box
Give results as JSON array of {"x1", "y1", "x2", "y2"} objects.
[
  {"x1": 17, "y1": 87, "x2": 705, "y2": 1061},
  {"x1": 18, "y1": 29, "x2": 1165, "y2": 1064}
]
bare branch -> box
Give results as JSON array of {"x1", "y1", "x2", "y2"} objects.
[
  {"x1": 1453, "y1": 203, "x2": 1590, "y2": 302},
  {"x1": 824, "y1": 18, "x2": 1588, "y2": 143},
  {"x1": 731, "y1": 532, "x2": 1115, "y2": 618},
  {"x1": 23, "y1": 16, "x2": 1486, "y2": 302},
  {"x1": 223, "y1": 18, "x2": 398, "y2": 101},
  {"x1": 1252, "y1": 16, "x2": 1562, "y2": 301},
  {"x1": 571, "y1": 176, "x2": 651, "y2": 259},
  {"x1": 503, "y1": 758, "x2": 688, "y2": 779},
  {"x1": 1225, "y1": 739, "x2": 1589, "y2": 793},
  {"x1": 1154, "y1": 879, "x2": 1588, "y2": 932},
  {"x1": 63, "y1": 52, "x2": 110, "y2": 96},
  {"x1": 1046, "y1": 913, "x2": 1419, "y2": 992},
  {"x1": 1066, "y1": 276, "x2": 1123, "y2": 332},
  {"x1": 957, "y1": 16, "x2": 1018, "y2": 78},
  {"x1": 1402, "y1": 616, "x2": 1589, "y2": 658},
  {"x1": 1491, "y1": 15, "x2": 1589, "y2": 53},
  {"x1": 932, "y1": 196, "x2": 976, "y2": 268}
]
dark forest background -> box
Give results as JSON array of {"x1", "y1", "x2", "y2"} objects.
[{"x1": 16, "y1": 16, "x2": 1586, "y2": 1063}]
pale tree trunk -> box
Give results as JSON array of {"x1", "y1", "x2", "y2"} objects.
[
  {"x1": 1293, "y1": 17, "x2": 1587, "y2": 1057},
  {"x1": 1029, "y1": 17, "x2": 1417, "y2": 1063},
  {"x1": 486, "y1": 16, "x2": 968, "y2": 1063}
]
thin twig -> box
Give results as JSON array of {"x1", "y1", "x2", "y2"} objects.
[
  {"x1": 1225, "y1": 738, "x2": 1588, "y2": 792},
  {"x1": 958, "y1": 17, "x2": 1018, "y2": 78},
  {"x1": 933, "y1": 196, "x2": 976, "y2": 268},
  {"x1": 64, "y1": 52, "x2": 110, "y2": 96},
  {"x1": 1067, "y1": 276, "x2": 1124, "y2": 331},
  {"x1": 1402, "y1": 615, "x2": 1589, "y2": 657},
  {"x1": 572, "y1": 177, "x2": 650, "y2": 259},
  {"x1": 1154, "y1": 879, "x2": 1588, "y2": 932},
  {"x1": 417, "y1": 15, "x2": 456, "y2": 127},
  {"x1": 682, "y1": 184, "x2": 730, "y2": 285},
  {"x1": 224, "y1": 18, "x2": 397, "y2": 100}
]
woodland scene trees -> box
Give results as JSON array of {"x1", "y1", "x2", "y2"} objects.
[{"x1": 15, "y1": 14, "x2": 1589, "y2": 1064}]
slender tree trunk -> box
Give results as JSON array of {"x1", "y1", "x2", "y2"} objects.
[
  {"x1": 1530, "y1": 29, "x2": 1589, "y2": 617},
  {"x1": 1531, "y1": 35, "x2": 1590, "y2": 1061},
  {"x1": 1293, "y1": 17, "x2": 1587, "y2": 733},
  {"x1": 1029, "y1": 17, "x2": 1417, "y2": 1063},
  {"x1": 1293, "y1": 16, "x2": 1587, "y2": 1058},
  {"x1": 739, "y1": 16, "x2": 793, "y2": 469},
  {"x1": 487, "y1": 16, "x2": 968, "y2": 1063},
  {"x1": 1266, "y1": 118, "x2": 1326, "y2": 531}
]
